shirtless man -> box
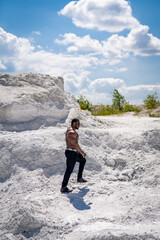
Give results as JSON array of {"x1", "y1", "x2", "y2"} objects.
[{"x1": 61, "y1": 118, "x2": 87, "y2": 193}]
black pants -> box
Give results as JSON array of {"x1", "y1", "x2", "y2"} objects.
[{"x1": 62, "y1": 150, "x2": 86, "y2": 187}]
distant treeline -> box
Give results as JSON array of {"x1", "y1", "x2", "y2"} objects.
[{"x1": 77, "y1": 89, "x2": 160, "y2": 117}]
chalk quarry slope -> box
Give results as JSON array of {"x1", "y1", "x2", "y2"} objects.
[
  {"x1": 0, "y1": 73, "x2": 78, "y2": 131},
  {"x1": 0, "y1": 73, "x2": 160, "y2": 240}
]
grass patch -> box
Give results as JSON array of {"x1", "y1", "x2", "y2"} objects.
[
  {"x1": 91, "y1": 104, "x2": 141, "y2": 116},
  {"x1": 149, "y1": 113, "x2": 160, "y2": 118}
]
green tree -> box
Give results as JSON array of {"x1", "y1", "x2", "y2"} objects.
[
  {"x1": 112, "y1": 89, "x2": 125, "y2": 111},
  {"x1": 77, "y1": 95, "x2": 92, "y2": 111},
  {"x1": 144, "y1": 93, "x2": 158, "y2": 109}
]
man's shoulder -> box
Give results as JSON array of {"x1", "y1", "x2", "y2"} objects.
[{"x1": 66, "y1": 127, "x2": 75, "y2": 134}]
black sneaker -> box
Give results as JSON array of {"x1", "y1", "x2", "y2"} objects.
[
  {"x1": 77, "y1": 177, "x2": 87, "y2": 183},
  {"x1": 61, "y1": 186, "x2": 73, "y2": 193}
]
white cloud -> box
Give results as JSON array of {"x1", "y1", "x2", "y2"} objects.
[
  {"x1": 120, "y1": 84, "x2": 160, "y2": 93},
  {"x1": 13, "y1": 50, "x2": 97, "y2": 75},
  {"x1": 1, "y1": 27, "x2": 160, "y2": 105},
  {"x1": 58, "y1": 0, "x2": 139, "y2": 32},
  {"x1": 0, "y1": 27, "x2": 34, "y2": 58},
  {"x1": 90, "y1": 79, "x2": 160, "y2": 97},
  {"x1": 0, "y1": 60, "x2": 6, "y2": 70},
  {"x1": 80, "y1": 90, "x2": 112, "y2": 105},
  {"x1": 119, "y1": 84, "x2": 160, "y2": 103},
  {"x1": 64, "y1": 71, "x2": 91, "y2": 93},
  {"x1": 36, "y1": 45, "x2": 43, "y2": 49},
  {"x1": 90, "y1": 78, "x2": 125, "y2": 93},
  {"x1": 84, "y1": 83, "x2": 160, "y2": 105},
  {"x1": 0, "y1": 27, "x2": 98, "y2": 76},
  {"x1": 83, "y1": 78, "x2": 160, "y2": 104},
  {"x1": 102, "y1": 25, "x2": 160, "y2": 58},
  {"x1": 90, "y1": 77, "x2": 125, "y2": 87},
  {"x1": 118, "y1": 67, "x2": 128, "y2": 72},
  {"x1": 32, "y1": 31, "x2": 41, "y2": 35},
  {"x1": 55, "y1": 32, "x2": 128, "y2": 65},
  {"x1": 55, "y1": 33, "x2": 102, "y2": 53},
  {"x1": 55, "y1": 25, "x2": 160, "y2": 67},
  {"x1": 57, "y1": 1, "x2": 160, "y2": 59},
  {"x1": 127, "y1": 25, "x2": 160, "y2": 56},
  {"x1": 107, "y1": 67, "x2": 128, "y2": 72}
]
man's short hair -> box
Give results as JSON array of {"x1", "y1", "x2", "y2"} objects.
[{"x1": 71, "y1": 118, "x2": 79, "y2": 126}]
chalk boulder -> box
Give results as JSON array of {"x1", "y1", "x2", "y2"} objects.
[{"x1": 0, "y1": 73, "x2": 79, "y2": 131}]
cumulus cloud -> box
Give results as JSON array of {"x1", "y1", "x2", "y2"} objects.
[
  {"x1": 127, "y1": 25, "x2": 160, "y2": 56},
  {"x1": 120, "y1": 84, "x2": 160, "y2": 94},
  {"x1": 103, "y1": 25, "x2": 160, "y2": 58},
  {"x1": 90, "y1": 77, "x2": 124, "y2": 87},
  {"x1": 64, "y1": 71, "x2": 91, "y2": 93},
  {"x1": 0, "y1": 60, "x2": 6, "y2": 70},
  {"x1": 117, "y1": 67, "x2": 128, "y2": 72},
  {"x1": 0, "y1": 27, "x2": 34, "y2": 57},
  {"x1": 57, "y1": 0, "x2": 160, "y2": 61},
  {"x1": 32, "y1": 31, "x2": 41, "y2": 35},
  {"x1": 55, "y1": 25, "x2": 160, "y2": 66},
  {"x1": 90, "y1": 78, "x2": 160, "y2": 97},
  {"x1": 107, "y1": 67, "x2": 128, "y2": 72},
  {"x1": 80, "y1": 90, "x2": 112, "y2": 105},
  {"x1": 83, "y1": 77, "x2": 160, "y2": 104},
  {"x1": 119, "y1": 84, "x2": 160, "y2": 103},
  {"x1": 0, "y1": 27, "x2": 35, "y2": 71},
  {"x1": 90, "y1": 78, "x2": 125, "y2": 93},
  {"x1": 58, "y1": 0, "x2": 139, "y2": 32},
  {"x1": 0, "y1": 27, "x2": 98, "y2": 76},
  {"x1": 55, "y1": 33, "x2": 102, "y2": 53}
]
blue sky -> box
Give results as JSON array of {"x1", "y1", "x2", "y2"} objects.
[{"x1": 0, "y1": 0, "x2": 160, "y2": 104}]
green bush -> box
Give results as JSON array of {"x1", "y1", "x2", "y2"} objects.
[
  {"x1": 92, "y1": 104, "x2": 120, "y2": 116},
  {"x1": 93, "y1": 105, "x2": 108, "y2": 116},
  {"x1": 123, "y1": 102, "x2": 141, "y2": 113},
  {"x1": 77, "y1": 95, "x2": 92, "y2": 111},
  {"x1": 144, "y1": 93, "x2": 159, "y2": 109},
  {"x1": 149, "y1": 113, "x2": 160, "y2": 118}
]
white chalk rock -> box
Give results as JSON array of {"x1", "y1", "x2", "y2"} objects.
[
  {"x1": 104, "y1": 158, "x2": 116, "y2": 167},
  {"x1": 121, "y1": 168, "x2": 135, "y2": 179},
  {"x1": 107, "y1": 175, "x2": 118, "y2": 181},
  {"x1": 0, "y1": 73, "x2": 79, "y2": 131},
  {"x1": 64, "y1": 108, "x2": 103, "y2": 128},
  {"x1": 118, "y1": 174, "x2": 129, "y2": 181},
  {"x1": 6, "y1": 207, "x2": 44, "y2": 235}
]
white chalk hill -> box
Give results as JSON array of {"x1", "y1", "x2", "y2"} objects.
[
  {"x1": 0, "y1": 73, "x2": 79, "y2": 131},
  {"x1": 0, "y1": 73, "x2": 160, "y2": 240}
]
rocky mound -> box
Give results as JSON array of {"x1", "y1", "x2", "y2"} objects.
[{"x1": 0, "y1": 73, "x2": 79, "y2": 131}]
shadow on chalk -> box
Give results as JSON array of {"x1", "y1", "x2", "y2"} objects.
[{"x1": 67, "y1": 187, "x2": 92, "y2": 211}]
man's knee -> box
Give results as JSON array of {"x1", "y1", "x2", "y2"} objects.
[
  {"x1": 66, "y1": 163, "x2": 75, "y2": 174},
  {"x1": 66, "y1": 166, "x2": 72, "y2": 174}
]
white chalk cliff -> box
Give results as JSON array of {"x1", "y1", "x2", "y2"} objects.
[{"x1": 0, "y1": 73, "x2": 79, "y2": 131}]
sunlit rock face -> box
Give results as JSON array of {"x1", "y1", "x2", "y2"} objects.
[{"x1": 0, "y1": 73, "x2": 78, "y2": 131}]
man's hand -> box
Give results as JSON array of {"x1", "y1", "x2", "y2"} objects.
[{"x1": 82, "y1": 152, "x2": 86, "y2": 158}]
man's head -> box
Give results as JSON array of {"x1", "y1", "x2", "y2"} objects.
[{"x1": 71, "y1": 118, "x2": 80, "y2": 129}]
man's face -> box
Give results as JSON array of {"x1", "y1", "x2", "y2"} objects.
[{"x1": 75, "y1": 121, "x2": 80, "y2": 129}]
